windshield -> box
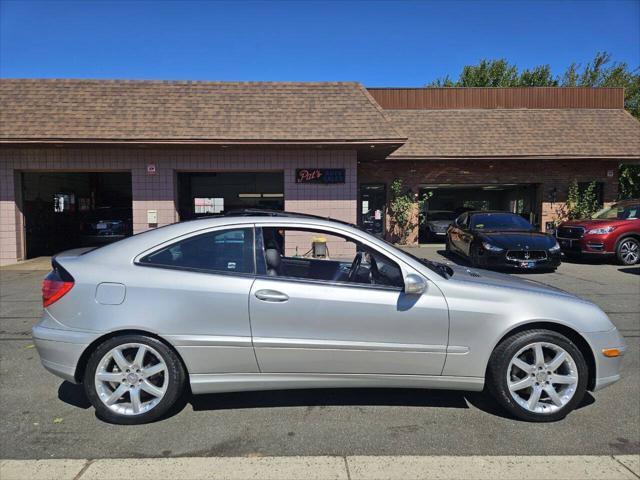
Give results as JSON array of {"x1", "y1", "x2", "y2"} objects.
[
  {"x1": 592, "y1": 204, "x2": 639, "y2": 220},
  {"x1": 470, "y1": 213, "x2": 534, "y2": 231},
  {"x1": 426, "y1": 211, "x2": 456, "y2": 221},
  {"x1": 369, "y1": 231, "x2": 452, "y2": 279}
]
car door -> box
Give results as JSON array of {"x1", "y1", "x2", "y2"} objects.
[
  {"x1": 132, "y1": 225, "x2": 259, "y2": 374},
  {"x1": 459, "y1": 214, "x2": 475, "y2": 257},
  {"x1": 248, "y1": 224, "x2": 449, "y2": 376}
]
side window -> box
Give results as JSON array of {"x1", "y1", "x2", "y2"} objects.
[
  {"x1": 456, "y1": 213, "x2": 467, "y2": 227},
  {"x1": 258, "y1": 226, "x2": 403, "y2": 289},
  {"x1": 139, "y1": 227, "x2": 254, "y2": 274}
]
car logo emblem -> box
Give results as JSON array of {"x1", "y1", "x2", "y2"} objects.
[{"x1": 524, "y1": 251, "x2": 530, "y2": 260}]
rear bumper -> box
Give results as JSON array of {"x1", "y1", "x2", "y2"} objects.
[
  {"x1": 32, "y1": 323, "x2": 98, "y2": 384},
  {"x1": 80, "y1": 234, "x2": 127, "y2": 245}
]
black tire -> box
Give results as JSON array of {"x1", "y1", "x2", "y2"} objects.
[
  {"x1": 84, "y1": 334, "x2": 186, "y2": 425},
  {"x1": 487, "y1": 329, "x2": 588, "y2": 422},
  {"x1": 616, "y1": 237, "x2": 640, "y2": 265}
]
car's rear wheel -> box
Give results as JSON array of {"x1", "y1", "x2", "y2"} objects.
[
  {"x1": 84, "y1": 334, "x2": 185, "y2": 425},
  {"x1": 616, "y1": 237, "x2": 639, "y2": 265},
  {"x1": 487, "y1": 329, "x2": 588, "y2": 422}
]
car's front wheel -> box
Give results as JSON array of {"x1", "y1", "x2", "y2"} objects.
[
  {"x1": 616, "y1": 237, "x2": 639, "y2": 265},
  {"x1": 84, "y1": 334, "x2": 186, "y2": 424},
  {"x1": 487, "y1": 329, "x2": 588, "y2": 422}
]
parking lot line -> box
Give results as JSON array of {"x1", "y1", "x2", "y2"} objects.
[{"x1": 1, "y1": 455, "x2": 638, "y2": 480}]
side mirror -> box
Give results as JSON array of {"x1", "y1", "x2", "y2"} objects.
[{"x1": 404, "y1": 274, "x2": 427, "y2": 295}]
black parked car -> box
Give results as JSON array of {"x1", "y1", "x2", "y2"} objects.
[
  {"x1": 446, "y1": 211, "x2": 562, "y2": 271},
  {"x1": 79, "y1": 208, "x2": 132, "y2": 246}
]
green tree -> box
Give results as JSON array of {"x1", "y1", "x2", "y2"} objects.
[
  {"x1": 519, "y1": 64, "x2": 559, "y2": 86},
  {"x1": 388, "y1": 179, "x2": 417, "y2": 244},
  {"x1": 561, "y1": 52, "x2": 640, "y2": 118},
  {"x1": 566, "y1": 180, "x2": 601, "y2": 220},
  {"x1": 427, "y1": 52, "x2": 640, "y2": 118},
  {"x1": 618, "y1": 164, "x2": 640, "y2": 200}
]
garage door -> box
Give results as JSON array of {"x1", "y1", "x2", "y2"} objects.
[
  {"x1": 418, "y1": 184, "x2": 539, "y2": 243},
  {"x1": 21, "y1": 172, "x2": 132, "y2": 258}
]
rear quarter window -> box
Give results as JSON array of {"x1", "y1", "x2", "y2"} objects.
[{"x1": 139, "y1": 227, "x2": 254, "y2": 274}]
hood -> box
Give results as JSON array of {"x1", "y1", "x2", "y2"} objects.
[
  {"x1": 561, "y1": 219, "x2": 633, "y2": 228},
  {"x1": 447, "y1": 264, "x2": 576, "y2": 299},
  {"x1": 477, "y1": 231, "x2": 556, "y2": 250}
]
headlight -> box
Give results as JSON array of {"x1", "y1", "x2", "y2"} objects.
[
  {"x1": 482, "y1": 242, "x2": 504, "y2": 252},
  {"x1": 587, "y1": 226, "x2": 616, "y2": 234},
  {"x1": 549, "y1": 241, "x2": 561, "y2": 252}
]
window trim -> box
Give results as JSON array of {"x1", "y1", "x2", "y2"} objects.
[
  {"x1": 134, "y1": 224, "x2": 257, "y2": 277},
  {"x1": 255, "y1": 225, "x2": 405, "y2": 292}
]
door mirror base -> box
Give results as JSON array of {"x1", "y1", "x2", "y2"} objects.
[{"x1": 404, "y1": 274, "x2": 427, "y2": 295}]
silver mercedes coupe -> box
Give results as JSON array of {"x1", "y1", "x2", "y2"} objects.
[{"x1": 33, "y1": 211, "x2": 626, "y2": 424}]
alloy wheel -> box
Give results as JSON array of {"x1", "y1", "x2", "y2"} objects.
[
  {"x1": 619, "y1": 239, "x2": 639, "y2": 265},
  {"x1": 94, "y1": 342, "x2": 168, "y2": 416},
  {"x1": 506, "y1": 342, "x2": 579, "y2": 415}
]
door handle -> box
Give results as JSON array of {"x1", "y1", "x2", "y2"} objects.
[{"x1": 255, "y1": 289, "x2": 289, "y2": 302}]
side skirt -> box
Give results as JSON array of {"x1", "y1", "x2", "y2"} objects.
[{"x1": 189, "y1": 373, "x2": 484, "y2": 395}]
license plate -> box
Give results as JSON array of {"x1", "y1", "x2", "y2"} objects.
[
  {"x1": 96, "y1": 223, "x2": 107, "y2": 230},
  {"x1": 520, "y1": 261, "x2": 536, "y2": 268}
]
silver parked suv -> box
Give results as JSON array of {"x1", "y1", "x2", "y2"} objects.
[{"x1": 33, "y1": 211, "x2": 625, "y2": 424}]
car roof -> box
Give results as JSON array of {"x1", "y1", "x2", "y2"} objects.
[
  {"x1": 86, "y1": 210, "x2": 362, "y2": 259},
  {"x1": 195, "y1": 209, "x2": 358, "y2": 227}
]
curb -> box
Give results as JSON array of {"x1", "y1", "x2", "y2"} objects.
[{"x1": 1, "y1": 455, "x2": 638, "y2": 480}]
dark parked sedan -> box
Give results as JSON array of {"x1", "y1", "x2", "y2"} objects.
[{"x1": 446, "y1": 211, "x2": 561, "y2": 271}]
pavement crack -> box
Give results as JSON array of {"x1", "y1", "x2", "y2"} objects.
[
  {"x1": 73, "y1": 458, "x2": 94, "y2": 480},
  {"x1": 611, "y1": 455, "x2": 640, "y2": 479},
  {"x1": 343, "y1": 456, "x2": 351, "y2": 480}
]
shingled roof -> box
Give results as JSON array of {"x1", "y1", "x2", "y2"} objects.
[
  {"x1": 387, "y1": 109, "x2": 640, "y2": 159},
  {"x1": 0, "y1": 79, "x2": 405, "y2": 144}
]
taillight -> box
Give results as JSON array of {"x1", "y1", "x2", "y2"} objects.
[{"x1": 42, "y1": 263, "x2": 74, "y2": 307}]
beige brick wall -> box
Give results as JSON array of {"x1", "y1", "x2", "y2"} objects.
[{"x1": 0, "y1": 147, "x2": 357, "y2": 265}]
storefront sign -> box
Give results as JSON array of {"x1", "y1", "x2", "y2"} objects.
[{"x1": 296, "y1": 168, "x2": 345, "y2": 184}]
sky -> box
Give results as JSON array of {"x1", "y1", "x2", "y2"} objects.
[{"x1": 1, "y1": 0, "x2": 639, "y2": 86}]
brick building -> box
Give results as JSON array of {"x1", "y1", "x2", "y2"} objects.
[{"x1": 1, "y1": 80, "x2": 639, "y2": 265}]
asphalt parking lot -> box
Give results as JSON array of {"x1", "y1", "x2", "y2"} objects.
[{"x1": 0, "y1": 249, "x2": 638, "y2": 460}]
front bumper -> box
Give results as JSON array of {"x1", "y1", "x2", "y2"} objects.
[
  {"x1": 558, "y1": 235, "x2": 615, "y2": 256},
  {"x1": 32, "y1": 321, "x2": 99, "y2": 383},
  {"x1": 582, "y1": 327, "x2": 627, "y2": 391},
  {"x1": 475, "y1": 250, "x2": 562, "y2": 270}
]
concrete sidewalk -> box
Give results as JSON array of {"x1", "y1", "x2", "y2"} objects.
[{"x1": 1, "y1": 455, "x2": 639, "y2": 480}]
